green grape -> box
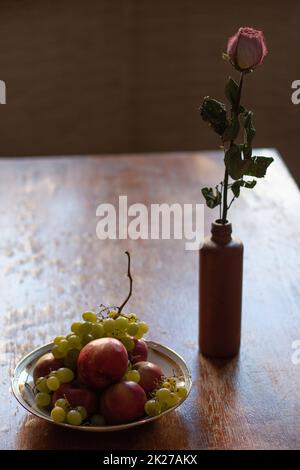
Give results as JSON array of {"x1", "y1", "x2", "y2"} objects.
[
  {"x1": 120, "y1": 335, "x2": 135, "y2": 351},
  {"x1": 82, "y1": 311, "x2": 97, "y2": 322},
  {"x1": 71, "y1": 322, "x2": 82, "y2": 334},
  {"x1": 168, "y1": 377, "x2": 177, "y2": 385},
  {"x1": 91, "y1": 414, "x2": 106, "y2": 426},
  {"x1": 55, "y1": 398, "x2": 69, "y2": 410},
  {"x1": 161, "y1": 381, "x2": 171, "y2": 390},
  {"x1": 46, "y1": 375, "x2": 60, "y2": 391},
  {"x1": 156, "y1": 388, "x2": 171, "y2": 402},
  {"x1": 35, "y1": 392, "x2": 51, "y2": 408},
  {"x1": 125, "y1": 370, "x2": 140, "y2": 383},
  {"x1": 67, "y1": 410, "x2": 82, "y2": 426},
  {"x1": 76, "y1": 406, "x2": 87, "y2": 420},
  {"x1": 103, "y1": 318, "x2": 115, "y2": 333},
  {"x1": 167, "y1": 377, "x2": 177, "y2": 387},
  {"x1": 36, "y1": 377, "x2": 49, "y2": 393},
  {"x1": 134, "y1": 330, "x2": 144, "y2": 340},
  {"x1": 114, "y1": 316, "x2": 129, "y2": 330},
  {"x1": 127, "y1": 313, "x2": 138, "y2": 323},
  {"x1": 145, "y1": 399, "x2": 161, "y2": 417},
  {"x1": 110, "y1": 329, "x2": 123, "y2": 339},
  {"x1": 176, "y1": 385, "x2": 188, "y2": 399},
  {"x1": 64, "y1": 348, "x2": 80, "y2": 369},
  {"x1": 138, "y1": 321, "x2": 149, "y2": 334},
  {"x1": 160, "y1": 402, "x2": 169, "y2": 412},
  {"x1": 56, "y1": 367, "x2": 74, "y2": 383},
  {"x1": 51, "y1": 406, "x2": 66, "y2": 423},
  {"x1": 166, "y1": 392, "x2": 179, "y2": 407},
  {"x1": 53, "y1": 336, "x2": 65, "y2": 345},
  {"x1": 91, "y1": 322, "x2": 104, "y2": 339},
  {"x1": 52, "y1": 345, "x2": 65, "y2": 359},
  {"x1": 78, "y1": 321, "x2": 93, "y2": 336},
  {"x1": 108, "y1": 310, "x2": 118, "y2": 319},
  {"x1": 127, "y1": 322, "x2": 139, "y2": 336},
  {"x1": 81, "y1": 334, "x2": 94, "y2": 346},
  {"x1": 57, "y1": 339, "x2": 71, "y2": 354},
  {"x1": 67, "y1": 334, "x2": 81, "y2": 348}
]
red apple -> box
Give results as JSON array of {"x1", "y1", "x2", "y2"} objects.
[
  {"x1": 100, "y1": 381, "x2": 147, "y2": 424},
  {"x1": 52, "y1": 383, "x2": 98, "y2": 416},
  {"x1": 129, "y1": 339, "x2": 148, "y2": 364},
  {"x1": 33, "y1": 353, "x2": 64, "y2": 383},
  {"x1": 134, "y1": 361, "x2": 164, "y2": 394},
  {"x1": 77, "y1": 338, "x2": 128, "y2": 389}
]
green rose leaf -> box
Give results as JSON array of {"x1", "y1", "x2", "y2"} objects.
[
  {"x1": 199, "y1": 97, "x2": 228, "y2": 136},
  {"x1": 231, "y1": 179, "x2": 257, "y2": 198},
  {"x1": 202, "y1": 187, "x2": 222, "y2": 209},
  {"x1": 242, "y1": 110, "x2": 256, "y2": 158},
  {"x1": 244, "y1": 156, "x2": 274, "y2": 178},
  {"x1": 224, "y1": 144, "x2": 251, "y2": 180},
  {"x1": 222, "y1": 114, "x2": 240, "y2": 142}
]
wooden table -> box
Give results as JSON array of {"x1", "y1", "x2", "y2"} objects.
[{"x1": 1, "y1": 149, "x2": 300, "y2": 450}]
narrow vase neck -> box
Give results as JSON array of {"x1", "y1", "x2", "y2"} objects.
[{"x1": 211, "y1": 220, "x2": 232, "y2": 245}]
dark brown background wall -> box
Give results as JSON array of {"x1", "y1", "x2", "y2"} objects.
[{"x1": 1, "y1": 0, "x2": 300, "y2": 182}]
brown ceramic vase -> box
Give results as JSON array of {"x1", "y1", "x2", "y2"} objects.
[{"x1": 199, "y1": 220, "x2": 243, "y2": 358}]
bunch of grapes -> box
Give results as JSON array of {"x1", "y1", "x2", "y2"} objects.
[
  {"x1": 51, "y1": 399, "x2": 87, "y2": 425},
  {"x1": 50, "y1": 399, "x2": 105, "y2": 426},
  {"x1": 34, "y1": 367, "x2": 74, "y2": 409},
  {"x1": 144, "y1": 376, "x2": 188, "y2": 417},
  {"x1": 51, "y1": 309, "x2": 149, "y2": 369},
  {"x1": 30, "y1": 253, "x2": 189, "y2": 428},
  {"x1": 34, "y1": 366, "x2": 106, "y2": 426}
]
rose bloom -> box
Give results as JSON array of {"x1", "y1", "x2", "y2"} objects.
[{"x1": 227, "y1": 27, "x2": 268, "y2": 71}]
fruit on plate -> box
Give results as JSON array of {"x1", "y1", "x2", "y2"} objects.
[
  {"x1": 33, "y1": 353, "x2": 64, "y2": 383},
  {"x1": 51, "y1": 399, "x2": 91, "y2": 425},
  {"x1": 51, "y1": 306, "x2": 150, "y2": 363},
  {"x1": 34, "y1": 366, "x2": 75, "y2": 400},
  {"x1": 129, "y1": 339, "x2": 148, "y2": 364},
  {"x1": 100, "y1": 381, "x2": 147, "y2": 424},
  {"x1": 144, "y1": 377, "x2": 188, "y2": 417},
  {"x1": 52, "y1": 383, "x2": 98, "y2": 416},
  {"x1": 77, "y1": 338, "x2": 128, "y2": 389},
  {"x1": 29, "y1": 252, "x2": 189, "y2": 427},
  {"x1": 124, "y1": 369, "x2": 140, "y2": 383},
  {"x1": 133, "y1": 361, "x2": 164, "y2": 394},
  {"x1": 49, "y1": 254, "x2": 151, "y2": 369}
]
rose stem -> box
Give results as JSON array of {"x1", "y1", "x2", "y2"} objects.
[{"x1": 221, "y1": 72, "x2": 244, "y2": 224}]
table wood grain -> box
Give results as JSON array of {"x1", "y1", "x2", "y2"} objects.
[{"x1": 1, "y1": 149, "x2": 300, "y2": 450}]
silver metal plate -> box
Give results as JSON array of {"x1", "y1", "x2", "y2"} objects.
[{"x1": 12, "y1": 341, "x2": 192, "y2": 432}]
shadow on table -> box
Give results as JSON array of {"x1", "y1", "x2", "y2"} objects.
[
  {"x1": 16, "y1": 410, "x2": 190, "y2": 450},
  {"x1": 195, "y1": 353, "x2": 241, "y2": 449}
]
